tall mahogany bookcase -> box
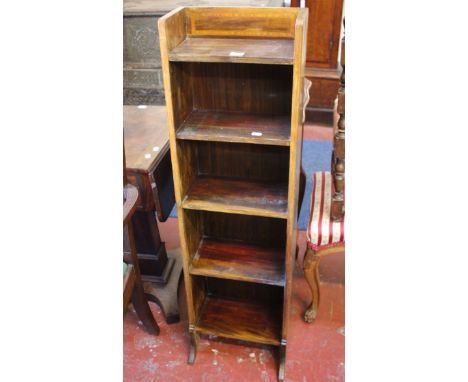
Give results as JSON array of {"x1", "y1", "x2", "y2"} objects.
[{"x1": 158, "y1": 7, "x2": 308, "y2": 381}]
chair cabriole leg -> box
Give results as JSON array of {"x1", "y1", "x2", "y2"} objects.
[{"x1": 303, "y1": 247, "x2": 321, "y2": 323}]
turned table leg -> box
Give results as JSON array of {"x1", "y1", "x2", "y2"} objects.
[{"x1": 303, "y1": 247, "x2": 321, "y2": 323}]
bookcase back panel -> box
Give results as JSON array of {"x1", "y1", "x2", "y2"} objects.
[
  {"x1": 201, "y1": 211, "x2": 286, "y2": 249},
  {"x1": 197, "y1": 276, "x2": 284, "y2": 306},
  {"x1": 196, "y1": 141, "x2": 289, "y2": 183},
  {"x1": 190, "y1": 62, "x2": 293, "y2": 115}
]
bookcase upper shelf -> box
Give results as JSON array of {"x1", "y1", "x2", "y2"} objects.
[
  {"x1": 177, "y1": 110, "x2": 291, "y2": 146},
  {"x1": 168, "y1": 37, "x2": 294, "y2": 65}
]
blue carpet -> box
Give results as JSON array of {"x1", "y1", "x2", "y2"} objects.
[{"x1": 169, "y1": 139, "x2": 332, "y2": 231}]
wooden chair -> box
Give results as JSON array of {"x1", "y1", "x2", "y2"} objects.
[
  {"x1": 124, "y1": 151, "x2": 160, "y2": 335},
  {"x1": 303, "y1": 27, "x2": 345, "y2": 323}
]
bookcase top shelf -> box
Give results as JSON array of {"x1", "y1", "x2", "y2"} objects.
[{"x1": 168, "y1": 37, "x2": 294, "y2": 65}]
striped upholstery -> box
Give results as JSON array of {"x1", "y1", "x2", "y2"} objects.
[{"x1": 307, "y1": 171, "x2": 345, "y2": 251}]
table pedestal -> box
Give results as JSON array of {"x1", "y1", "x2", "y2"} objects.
[
  {"x1": 143, "y1": 249, "x2": 183, "y2": 324},
  {"x1": 124, "y1": 212, "x2": 182, "y2": 324}
]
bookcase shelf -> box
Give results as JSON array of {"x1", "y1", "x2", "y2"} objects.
[
  {"x1": 182, "y1": 176, "x2": 288, "y2": 219},
  {"x1": 169, "y1": 37, "x2": 294, "y2": 65},
  {"x1": 159, "y1": 7, "x2": 308, "y2": 381},
  {"x1": 177, "y1": 110, "x2": 291, "y2": 146},
  {"x1": 190, "y1": 237, "x2": 285, "y2": 286},
  {"x1": 196, "y1": 295, "x2": 282, "y2": 346}
]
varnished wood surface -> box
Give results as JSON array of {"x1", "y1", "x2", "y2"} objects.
[
  {"x1": 169, "y1": 37, "x2": 294, "y2": 65},
  {"x1": 196, "y1": 296, "x2": 282, "y2": 346},
  {"x1": 280, "y1": 7, "x2": 308, "y2": 348},
  {"x1": 303, "y1": 0, "x2": 343, "y2": 69},
  {"x1": 186, "y1": 7, "x2": 297, "y2": 39},
  {"x1": 190, "y1": 238, "x2": 285, "y2": 286},
  {"x1": 182, "y1": 176, "x2": 288, "y2": 219},
  {"x1": 123, "y1": 264, "x2": 136, "y2": 310},
  {"x1": 124, "y1": 0, "x2": 284, "y2": 16},
  {"x1": 123, "y1": 105, "x2": 169, "y2": 173},
  {"x1": 177, "y1": 110, "x2": 291, "y2": 146},
  {"x1": 189, "y1": 62, "x2": 293, "y2": 115},
  {"x1": 196, "y1": 142, "x2": 289, "y2": 183},
  {"x1": 158, "y1": 8, "x2": 308, "y2": 379},
  {"x1": 123, "y1": 184, "x2": 140, "y2": 225},
  {"x1": 200, "y1": 211, "x2": 287, "y2": 249}
]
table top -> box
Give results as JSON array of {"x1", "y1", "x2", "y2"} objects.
[
  {"x1": 124, "y1": 105, "x2": 169, "y2": 173},
  {"x1": 124, "y1": 0, "x2": 284, "y2": 16}
]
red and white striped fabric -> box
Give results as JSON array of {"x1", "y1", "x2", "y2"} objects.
[{"x1": 306, "y1": 171, "x2": 345, "y2": 251}]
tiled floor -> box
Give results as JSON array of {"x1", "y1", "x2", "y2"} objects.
[{"x1": 124, "y1": 122, "x2": 344, "y2": 382}]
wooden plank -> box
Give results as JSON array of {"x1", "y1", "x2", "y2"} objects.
[
  {"x1": 177, "y1": 110, "x2": 291, "y2": 146},
  {"x1": 190, "y1": 238, "x2": 285, "y2": 286},
  {"x1": 169, "y1": 37, "x2": 294, "y2": 65},
  {"x1": 196, "y1": 296, "x2": 282, "y2": 346},
  {"x1": 182, "y1": 176, "x2": 288, "y2": 219},
  {"x1": 158, "y1": 6, "x2": 200, "y2": 330},
  {"x1": 186, "y1": 7, "x2": 298, "y2": 38},
  {"x1": 281, "y1": 7, "x2": 308, "y2": 349}
]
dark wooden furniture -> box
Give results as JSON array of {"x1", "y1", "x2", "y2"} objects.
[
  {"x1": 303, "y1": 27, "x2": 344, "y2": 323},
  {"x1": 290, "y1": 0, "x2": 344, "y2": 118},
  {"x1": 123, "y1": 105, "x2": 183, "y2": 324},
  {"x1": 158, "y1": 7, "x2": 308, "y2": 381},
  {"x1": 123, "y1": 179, "x2": 160, "y2": 334},
  {"x1": 123, "y1": 0, "x2": 284, "y2": 105}
]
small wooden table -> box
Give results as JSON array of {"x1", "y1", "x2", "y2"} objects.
[{"x1": 123, "y1": 105, "x2": 182, "y2": 324}]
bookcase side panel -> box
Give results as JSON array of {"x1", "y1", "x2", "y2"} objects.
[
  {"x1": 282, "y1": 9, "x2": 309, "y2": 345},
  {"x1": 158, "y1": 8, "x2": 200, "y2": 326}
]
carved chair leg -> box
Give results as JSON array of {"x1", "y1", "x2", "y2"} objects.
[
  {"x1": 303, "y1": 247, "x2": 321, "y2": 323},
  {"x1": 132, "y1": 282, "x2": 160, "y2": 335}
]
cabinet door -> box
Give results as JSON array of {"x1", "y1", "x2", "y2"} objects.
[{"x1": 305, "y1": 0, "x2": 343, "y2": 68}]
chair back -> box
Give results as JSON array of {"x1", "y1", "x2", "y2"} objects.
[{"x1": 331, "y1": 21, "x2": 345, "y2": 222}]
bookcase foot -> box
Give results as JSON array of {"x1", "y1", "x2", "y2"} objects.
[
  {"x1": 278, "y1": 340, "x2": 286, "y2": 381},
  {"x1": 187, "y1": 327, "x2": 198, "y2": 364}
]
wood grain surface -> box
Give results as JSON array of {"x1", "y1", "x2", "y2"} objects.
[
  {"x1": 190, "y1": 237, "x2": 285, "y2": 286},
  {"x1": 182, "y1": 176, "x2": 288, "y2": 219},
  {"x1": 186, "y1": 7, "x2": 297, "y2": 38},
  {"x1": 196, "y1": 296, "x2": 282, "y2": 346},
  {"x1": 158, "y1": 8, "x2": 308, "y2": 378},
  {"x1": 169, "y1": 37, "x2": 294, "y2": 65},
  {"x1": 123, "y1": 105, "x2": 169, "y2": 172},
  {"x1": 177, "y1": 110, "x2": 291, "y2": 146}
]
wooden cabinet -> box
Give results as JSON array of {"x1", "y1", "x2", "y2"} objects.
[
  {"x1": 291, "y1": 0, "x2": 344, "y2": 113},
  {"x1": 158, "y1": 7, "x2": 308, "y2": 381}
]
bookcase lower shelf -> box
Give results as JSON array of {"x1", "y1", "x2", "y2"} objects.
[{"x1": 195, "y1": 296, "x2": 282, "y2": 346}]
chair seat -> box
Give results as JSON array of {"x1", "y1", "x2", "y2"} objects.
[{"x1": 307, "y1": 171, "x2": 345, "y2": 251}]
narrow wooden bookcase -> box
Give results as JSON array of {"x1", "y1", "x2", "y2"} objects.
[{"x1": 158, "y1": 7, "x2": 308, "y2": 381}]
